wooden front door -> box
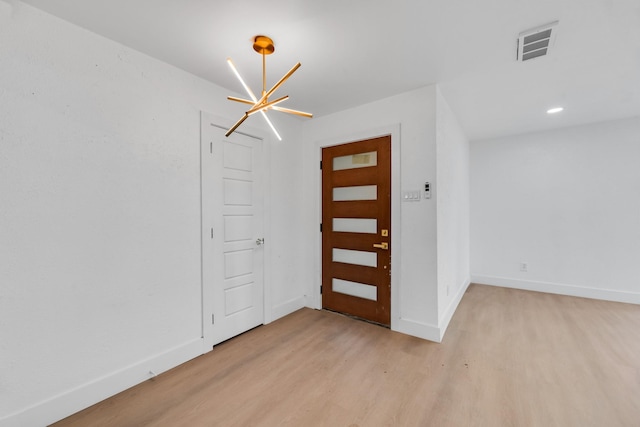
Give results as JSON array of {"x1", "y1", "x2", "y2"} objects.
[{"x1": 322, "y1": 136, "x2": 391, "y2": 326}]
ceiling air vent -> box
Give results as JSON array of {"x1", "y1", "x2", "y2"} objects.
[{"x1": 517, "y1": 21, "x2": 558, "y2": 62}]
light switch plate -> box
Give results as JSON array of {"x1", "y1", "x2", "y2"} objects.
[{"x1": 403, "y1": 191, "x2": 421, "y2": 201}]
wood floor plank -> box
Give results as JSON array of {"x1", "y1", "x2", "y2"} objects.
[{"x1": 51, "y1": 284, "x2": 640, "y2": 426}]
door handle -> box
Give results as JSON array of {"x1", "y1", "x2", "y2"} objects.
[
  {"x1": 256, "y1": 238, "x2": 264, "y2": 246},
  {"x1": 373, "y1": 242, "x2": 388, "y2": 250}
]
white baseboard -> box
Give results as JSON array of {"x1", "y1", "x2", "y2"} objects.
[
  {"x1": 271, "y1": 295, "x2": 306, "y2": 323},
  {"x1": 393, "y1": 277, "x2": 471, "y2": 344},
  {"x1": 471, "y1": 275, "x2": 640, "y2": 305},
  {"x1": 394, "y1": 317, "x2": 442, "y2": 343},
  {"x1": 303, "y1": 293, "x2": 318, "y2": 310},
  {"x1": 438, "y1": 277, "x2": 471, "y2": 338},
  {"x1": 1, "y1": 338, "x2": 203, "y2": 427}
]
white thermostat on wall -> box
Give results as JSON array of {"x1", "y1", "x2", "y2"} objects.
[{"x1": 424, "y1": 182, "x2": 431, "y2": 199}]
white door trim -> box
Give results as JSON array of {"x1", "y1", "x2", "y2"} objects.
[
  {"x1": 313, "y1": 124, "x2": 401, "y2": 332},
  {"x1": 200, "y1": 112, "x2": 272, "y2": 352}
]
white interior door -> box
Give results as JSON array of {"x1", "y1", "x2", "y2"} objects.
[{"x1": 201, "y1": 114, "x2": 264, "y2": 348}]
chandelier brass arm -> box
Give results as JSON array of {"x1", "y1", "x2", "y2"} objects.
[
  {"x1": 251, "y1": 62, "x2": 301, "y2": 110},
  {"x1": 247, "y1": 95, "x2": 289, "y2": 116},
  {"x1": 271, "y1": 106, "x2": 313, "y2": 118},
  {"x1": 227, "y1": 96, "x2": 255, "y2": 105},
  {"x1": 226, "y1": 113, "x2": 251, "y2": 137}
]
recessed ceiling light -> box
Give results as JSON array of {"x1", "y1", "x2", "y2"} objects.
[{"x1": 547, "y1": 107, "x2": 564, "y2": 114}]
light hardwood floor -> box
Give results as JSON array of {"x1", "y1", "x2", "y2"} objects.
[{"x1": 52, "y1": 284, "x2": 640, "y2": 426}]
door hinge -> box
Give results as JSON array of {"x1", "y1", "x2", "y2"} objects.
[
  {"x1": 320, "y1": 285, "x2": 323, "y2": 294},
  {"x1": 320, "y1": 160, "x2": 322, "y2": 170},
  {"x1": 320, "y1": 223, "x2": 323, "y2": 232},
  {"x1": 210, "y1": 142, "x2": 213, "y2": 154},
  {"x1": 211, "y1": 228, "x2": 214, "y2": 239},
  {"x1": 212, "y1": 314, "x2": 215, "y2": 324}
]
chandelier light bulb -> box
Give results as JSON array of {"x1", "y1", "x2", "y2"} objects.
[{"x1": 547, "y1": 107, "x2": 564, "y2": 114}]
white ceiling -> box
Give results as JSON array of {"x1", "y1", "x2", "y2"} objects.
[{"x1": 19, "y1": 0, "x2": 640, "y2": 140}]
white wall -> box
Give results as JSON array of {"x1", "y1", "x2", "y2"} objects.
[
  {"x1": 266, "y1": 124, "x2": 308, "y2": 319},
  {"x1": 471, "y1": 116, "x2": 640, "y2": 304},
  {"x1": 0, "y1": 3, "x2": 305, "y2": 425},
  {"x1": 300, "y1": 86, "x2": 442, "y2": 340},
  {"x1": 435, "y1": 88, "x2": 470, "y2": 330}
]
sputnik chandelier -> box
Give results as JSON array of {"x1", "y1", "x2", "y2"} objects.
[{"x1": 225, "y1": 35, "x2": 312, "y2": 140}]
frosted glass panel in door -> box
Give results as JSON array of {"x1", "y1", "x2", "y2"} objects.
[
  {"x1": 333, "y1": 185, "x2": 377, "y2": 201},
  {"x1": 332, "y1": 248, "x2": 377, "y2": 267},
  {"x1": 333, "y1": 278, "x2": 377, "y2": 301},
  {"x1": 333, "y1": 218, "x2": 377, "y2": 234},
  {"x1": 333, "y1": 151, "x2": 377, "y2": 171}
]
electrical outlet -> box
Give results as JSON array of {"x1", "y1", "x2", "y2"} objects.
[{"x1": 520, "y1": 262, "x2": 528, "y2": 272}]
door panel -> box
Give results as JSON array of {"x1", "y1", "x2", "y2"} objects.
[
  {"x1": 332, "y1": 218, "x2": 377, "y2": 233},
  {"x1": 332, "y1": 248, "x2": 378, "y2": 267},
  {"x1": 332, "y1": 278, "x2": 377, "y2": 301},
  {"x1": 332, "y1": 185, "x2": 378, "y2": 201},
  {"x1": 201, "y1": 119, "x2": 264, "y2": 347},
  {"x1": 322, "y1": 136, "x2": 391, "y2": 326},
  {"x1": 223, "y1": 179, "x2": 252, "y2": 205},
  {"x1": 224, "y1": 216, "x2": 253, "y2": 241}
]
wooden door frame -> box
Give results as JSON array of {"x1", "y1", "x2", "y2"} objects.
[
  {"x1": 313, "y1": 124, "x2": 401, "y2": 331},
  {"x1": 200, "y1": 112, "x2": 273, "y2": 352}
]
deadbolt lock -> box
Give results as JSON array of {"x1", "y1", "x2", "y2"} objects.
[{"x1": 381, "y1": 229, "x2": 388, "y2": 237}]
